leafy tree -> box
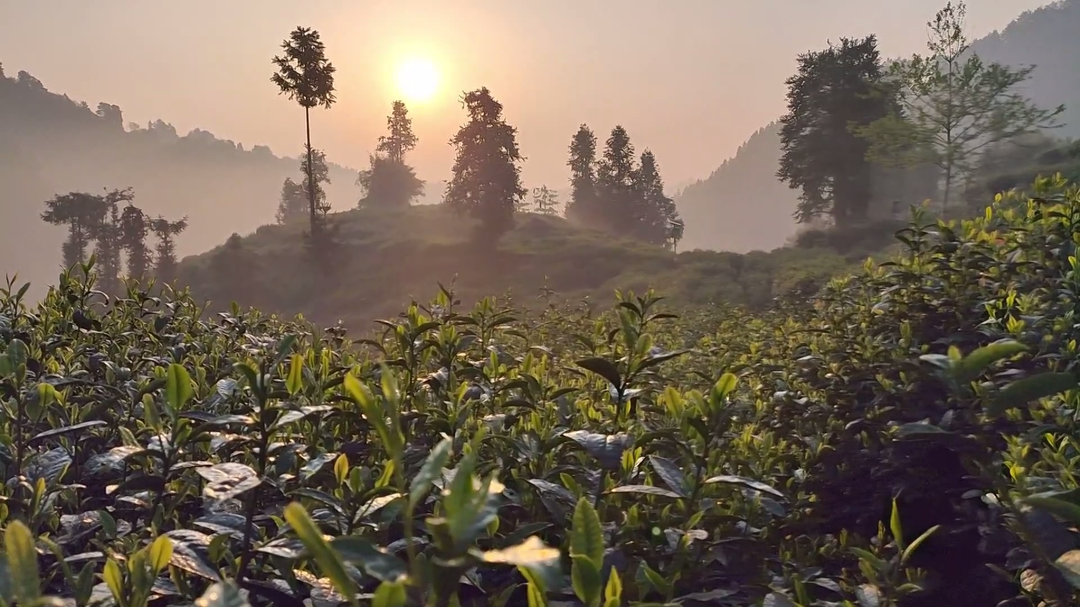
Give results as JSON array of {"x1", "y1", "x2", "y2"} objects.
[
  {"x1": 376, "y1": 100, "x2": 419, "y2": 163},
  {"x1": 271, "y1": 26, "x2": 337, "y2": 248},
  {"x1": 41, "y1": 192, "x2": 105, "y2": 269},
  {"x1": 276, "y1": 147, "x2": 331, "y2": 223},
  {"x1": 596, "y1": 125, "x2": 639, "y2": 233},
  {"x1": 668, "y1": 217, "x2": 685, "y2": 253},
  {"x1": 635, "y1": 150, "x2": 680, "y2": 245},
  {"x1": 120, "y1": 203, "x2": 152, "y2": 282},
  {"x1": 778, "y1": 35, "x2": 892, "y2": 226},
  {"x1": 444, "y1": 87, "x2": 526, "y2": 239},
  {"x1": 856, "y1": 1, "x2": 1065, "y2": 215},
  {"x1": 530, "y1": 186, "x2": 560, "y2": 215},
  {"x1": 151, "y1": 216, "x2": 188, "y2": 285},
  {"x1": 276, "y1": 177, "x2": 307, "y2": 224},
  {"x1": 565, "y1": 124, "x2": 600, "y2": 225},
  {"x1": 358, "y1": 101, "x2": 425, "y2": 208},
  {"x1": 357, "y1": 154, "x2": 424, "y2": 208}
]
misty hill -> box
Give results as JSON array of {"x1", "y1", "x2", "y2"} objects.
[
  {"x1": 177, "y1": 204, "x2": 861, "y2": 331},
  {"x1": 0, "y1": 66, "x2": 363, "y2": 298},
  {"x1": 676, "y1": 0, "x2": 1080, "y2": 253}
]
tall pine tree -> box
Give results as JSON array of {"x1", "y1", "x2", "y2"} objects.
[
  {"x1": 635, "y1": 150, "x2": 680, "y2": 246},
  {"x1": 358, "y1": 100, "x2": 425, "y2": 207},
  {"x1": 596, "y1": 125, "x2": 638, "y2": 234},
  {"x1": 565, "y1": 124, "x2": 600, "y2": 226},
  {"x1": 444, "y1": 87, "x2": 525, "y2": 240}
]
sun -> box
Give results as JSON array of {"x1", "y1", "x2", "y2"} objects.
[{"x1": 396, "y1": 58, "x2": 439, "y2": 103}]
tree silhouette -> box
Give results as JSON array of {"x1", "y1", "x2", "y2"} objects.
[
  {"x1": 778, "y1": 35, "x2": 891, "y2": 226},
  {"x1": 635, "y1": 150, "x2": 680, "y2": 245},
  {"x1": 151, "y1": 216, "x2": 188, "y2": 285},
  {"x1": 444, "y1": 87, "x2": 526, "y2": 240},
  {"x1": 90, "y1": 189, "x2": 134, "y2": 294},
  {"x1": 120, "y1": 203, "x2": 152, "y2": 282},
  {"x1": 41, "y1": 192, "x2": 104, "y2": 269},
  {"x1": 271, "y1": 26, "x2": 337, "y2": 249},
  {"x1": 597, "y1": 125, "x2": 638, "y2": 234},
  {"x1": 530, "y1": 186, "x2": 560, "y2": 215},
  {"x1": 565, "y1": 124, "x2": 600, "y2": 226},
  {"x1": 376, "y1": 100, "x2": 419, "y2": 163},
  {"x1": 276, "y1": 177, "x2": 306, "y2": 224},
  {"x1": 359, "y1": 101, "x2": 425, "y2": 208}
]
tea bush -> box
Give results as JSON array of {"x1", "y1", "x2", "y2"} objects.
[{"x1": 4, "y1": 179, "x2": 1080, "y2": 607}]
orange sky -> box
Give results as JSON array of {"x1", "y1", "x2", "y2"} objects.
[{"x1": 0, "y1": 0, "x2": 1052, "y2": 192}]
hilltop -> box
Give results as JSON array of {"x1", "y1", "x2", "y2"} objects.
[
  {"x1": 0, "y1": 66, "x2": 363, "y2": 298},
  {"x1": 675, "y1": 0, "x2": 1080, "y2": 252},
  {"x1": 177, "y1": 204, "x2": 866, "y2": 331}
]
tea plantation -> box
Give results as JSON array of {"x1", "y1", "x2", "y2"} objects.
[{"x1": 4, "y1": 179, "x2": 1080, "y2": 607}]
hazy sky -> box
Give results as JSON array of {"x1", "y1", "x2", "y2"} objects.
[{"x1": 1, "y1": 1, "x2": 1051, "y2": 192}]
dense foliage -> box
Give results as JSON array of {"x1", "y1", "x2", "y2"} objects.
[{"x1": 3, "y1": 178, "x2": 1080, "y2": 607}]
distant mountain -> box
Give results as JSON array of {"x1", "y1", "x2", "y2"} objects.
[
  {"x1": 0, "y1": 66, "x2": 364, "y2": 298},
  {"x1": 675, "y1": 0, "x2": 1080, "y2": 253}
]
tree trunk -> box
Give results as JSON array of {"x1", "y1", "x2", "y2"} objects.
[
  {"x1": 305, "y1": 107, "x2": 316, "y2": 237},
  {"x1": 942, "y1": 168, "x2": 953, "y2": 219}
]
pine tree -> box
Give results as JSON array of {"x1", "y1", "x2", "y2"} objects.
[
  {"x1": 444, "y1": 87, "x2": 526, "y2": 240},
  {"x1": 530, "y1": 186, "x2": 560, "y2": 215},
  {"x1": 358, "y1": 100, "x2": 425, "y2": 207},
  {"x1": 565, "y1": 124, "x2": 600, "y2": 225},
  {"x1": 376, "y1": 100, "x2": 419, "y2": 163},
  {"x1": 635, "y1": 150, "x2": 680, "y2": 246},
  {"x1": 596, "y1": 125, "x2": 638, "y2": 233}
]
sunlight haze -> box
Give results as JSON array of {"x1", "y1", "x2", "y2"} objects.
[{"x1": 1, "y1": 0, "x2": 1049, "y2": 190}]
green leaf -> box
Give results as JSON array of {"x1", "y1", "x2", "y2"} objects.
[
  {"x1": 571, "y1": 554, "x2": 602, "y2": 607},
  {"x1": 570, "y1": 497, "x2": 605, "y2": 570},
  {"x1": 286, "y1": 354, "x2": 304, "y2": 396},
  {"x1": 889, "y1": 498, "x2": 904, "y2": 551},
  {"x1": 989, "y1": 372, "x2": 1078, "y2": 416},
  {"x1": 4, "y1": 521, "x2": 40, "y2": 604},
  {"x1": 197, "y1": 462, "x2": 262, "y2": 502},
  {"x1": 607, "y1": 485, "x2": 683, "y2": 499},
  {"x1": 710, "y1": 373, "x2": 737, "y2": 407},
  {"x1": 482, "y1": 536, "x2": 560, "y2": 566},
  {"x1": 149, "y1": 535, "x2": 174, "y2": 574},
  {"x1": 103, "y1": 558, "x2": 123, "y2": 603},
  {"x1": 604, "y1": 567, "x2": 623, "y2": 607},
  {"x1": 1025, "y1": 496, "x2": 1080, "y2": 525},
  {"x1": 703, "y1": 475, "x2": 784, "y2": 499},
  {"x1": 329, "y1": 536, "x2": 408, "y2": 582},
  {"x1": 166, "y1": 363, "x2": 194, "y2": 412},
  {"x1": 410, "y1": 436, "x2": 452, "y2": 507},
  {"x1": 1054, "y1": 550, "x2": 1080, "y2": 589},
  {"x1": 901, "y1": 524, "x2": 939, "y2": 565},
  {"x1": 952, "y1": 339, "x2": 1028, "y2": 383},
  {"x1": 575, "y1": 358, "x2": 622, "y2": 389},
  {"x1": 647, "y1": 455, "x2": 689, "y2": 498},
  {"x1": 284, "y1": 502, "x2": 358, "y2": 598},
  {"x1": 373, "y1": 580, "x2": 406, "y2": 607},
  {"x1": 196, "y1": 580, "x2": 252, "y2": 607},
  {"x1": 334, "y1": 454, "x2": 349, "y2": 487}
]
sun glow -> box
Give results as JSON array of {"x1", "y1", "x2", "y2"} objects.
[{"x1": 396, "y1": 58, "x2": 439, "y2": 103}]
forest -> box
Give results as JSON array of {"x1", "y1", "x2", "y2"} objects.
[{"x1": 1, "y1": 1, "x2": 1080, "y2": 606}]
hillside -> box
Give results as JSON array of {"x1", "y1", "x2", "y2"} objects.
[
  {"x1": 0, "y1": 66, "x2": 362, "y2": 299},
  {"x1": 675, "y1": 0, "x2": 1080, "y2": 253},
  {"x1": 177, "y1": 203, "x2": 863, "y2": 331}
]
